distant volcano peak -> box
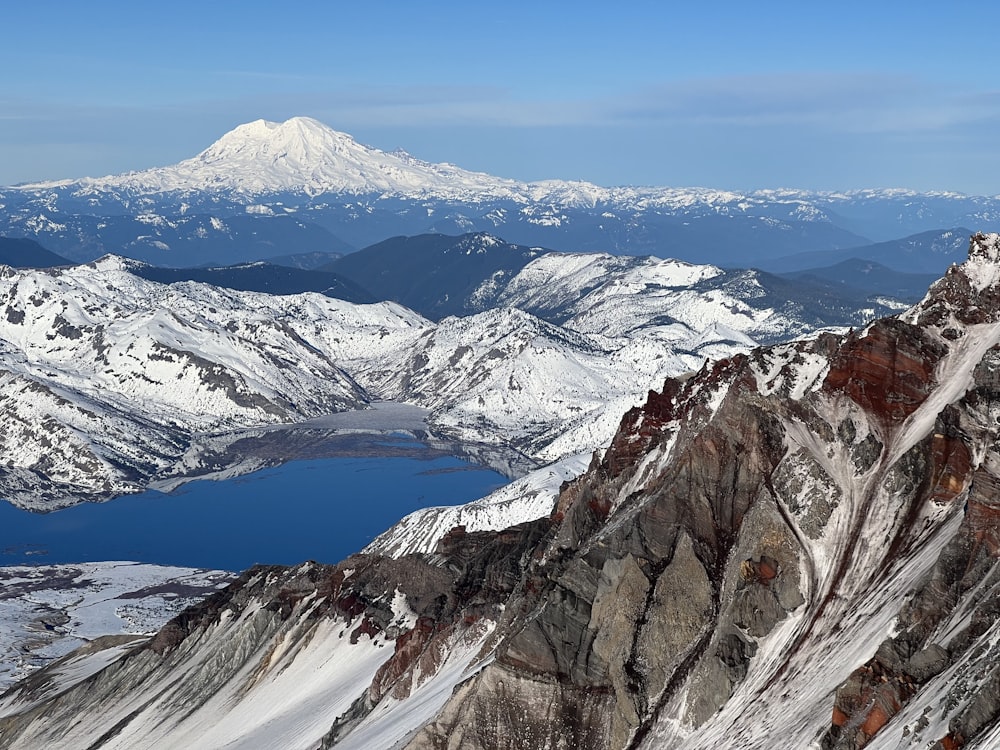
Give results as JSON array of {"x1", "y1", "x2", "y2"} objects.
[
  {"x1": 196, "y1": 117, "x2": 368, "y2": 167},
  {"x1": 29, "y1": 116, "x2": 521, "y2": 199}
]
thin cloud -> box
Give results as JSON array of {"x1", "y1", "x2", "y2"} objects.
[
  {"x1": 200, "y1": 74, "x2": 1000, "y2": 136},
  {"x1": 13, "y1": 73, "x2": 994, "y2": 134},
  {"x1": 605, "y1": 73, "x2": 1000, "y2": 135}
]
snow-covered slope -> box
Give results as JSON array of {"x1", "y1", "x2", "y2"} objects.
[
  {"x1": 0, "y1": 563, "x2": 233, "y2": 690},
  {"x1": 364, "y1": 306, "x2": 699, "y2": 463},
  {"x1": 0, "y1": 558, "x2": 510, "y2": 750},
  {"x1": 0, "y1": 258, "x2": 430, "y2": 508},
  {"x1": 364, "y1": 453, "x2": 589, "y2": 558},
  {"x1": 489, "y1": 250, "x2": 904, "y2": 346},
  {"x1": 491, "y1": 252, "x2": 721, "y2": 320},
  {"x1": 0, "y1": 257, "x2": 371, "y2": 426}
]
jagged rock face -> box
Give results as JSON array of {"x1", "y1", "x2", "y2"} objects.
[
  {"x1": 406, "y1": 352, "x2": 800, "y2": 749},
  {"x1": 824, "y1": 318, "x2": 946, "y2": 425},
  {"x1": 403, "y1": 233, "x2": 1000, "y2": 750},
  {"x1": 7, "y1": 234, "x2": 1000, "y2": 749}
]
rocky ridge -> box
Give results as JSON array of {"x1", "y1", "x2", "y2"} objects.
[{"x1": 4, "y1": 235, "x2": 1000, "y2": 747}]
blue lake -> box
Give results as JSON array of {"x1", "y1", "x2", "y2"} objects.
[{"x1": 0, "y1": 454, "x2": 507, "y2": 571}]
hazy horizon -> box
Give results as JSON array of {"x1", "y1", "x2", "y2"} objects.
[{"x1": 2, "y1": 2, "x2": 998, "y2": 195}]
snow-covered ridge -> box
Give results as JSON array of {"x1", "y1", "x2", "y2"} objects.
[
  {"x1": 0, "y1": 260, "x2": 431, "y2": 507},
  {"x1": 484, "y1": 250, "x2": 883, "y2": 346},
  {"x1": 0, "y1": 238, "x2": 896, "y2": 510}
]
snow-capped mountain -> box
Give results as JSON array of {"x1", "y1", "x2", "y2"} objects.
[
  {"x1": 4, "y1": 116, "x2": 999, "y2": 268},
  {"x1": 13, "y1": 118, "x2": 999, "y2": 223},
  {"x1": 7, "y1": 234, "x2": 1000, "y2": 748},
  {"x1": 19, "y1": 118, "x2": 526, "y2": 201},
  {"x1": 0, "y1": 117, "x2": 842, "y2": 210}
]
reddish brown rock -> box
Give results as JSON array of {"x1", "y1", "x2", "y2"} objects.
[{"x1": 823, "y1": 319, "x2": 945, "y2": 428}]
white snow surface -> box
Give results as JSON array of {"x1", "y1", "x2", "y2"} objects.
[
  {"x1": 0, "y1": 561, "x2": 500, "y2": 750},
  {"x1": 333, "y1": 623, "x2": 497, "y2": 750},
  {"x1": 0, "y1": 591, "x2": 389, "y2": 750},
  {"x1": 490, "y1": 252, "x2": 825, "y2": 345},
  {"x1": 0, "y1": 562, "x2": 233, "y2": 691},
  {"x1": 365, "y1": 305, "x2": 704, "y2": 463},
  {"x1": 365, "y1": 453, "x2": 589, "y2": 557}
]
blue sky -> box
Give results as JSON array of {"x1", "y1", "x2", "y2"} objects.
[{"x1": 2, "y1": 1, "x2": 999, "y2": 193}]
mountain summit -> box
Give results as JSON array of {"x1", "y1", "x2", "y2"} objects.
[{"x1": 24, "y1": 116, "x2": 523, "y2": 199}]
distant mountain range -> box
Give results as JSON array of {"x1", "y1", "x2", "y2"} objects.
[
  {"x1": 761, "y1": 227, "x2": 973, "y2": 274},
  {"x1": 0, "y1": 237, "x2": 71, "y2": 268},
  {"x1": 0, "y1": 228, "x2": 915, "y2": 509},
  {"x1": 1, "y1": 117, "x2": 998, "y2": 271},
  {"x1": 2, "y1": 230, "x2": 915, "y2": 333}
]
